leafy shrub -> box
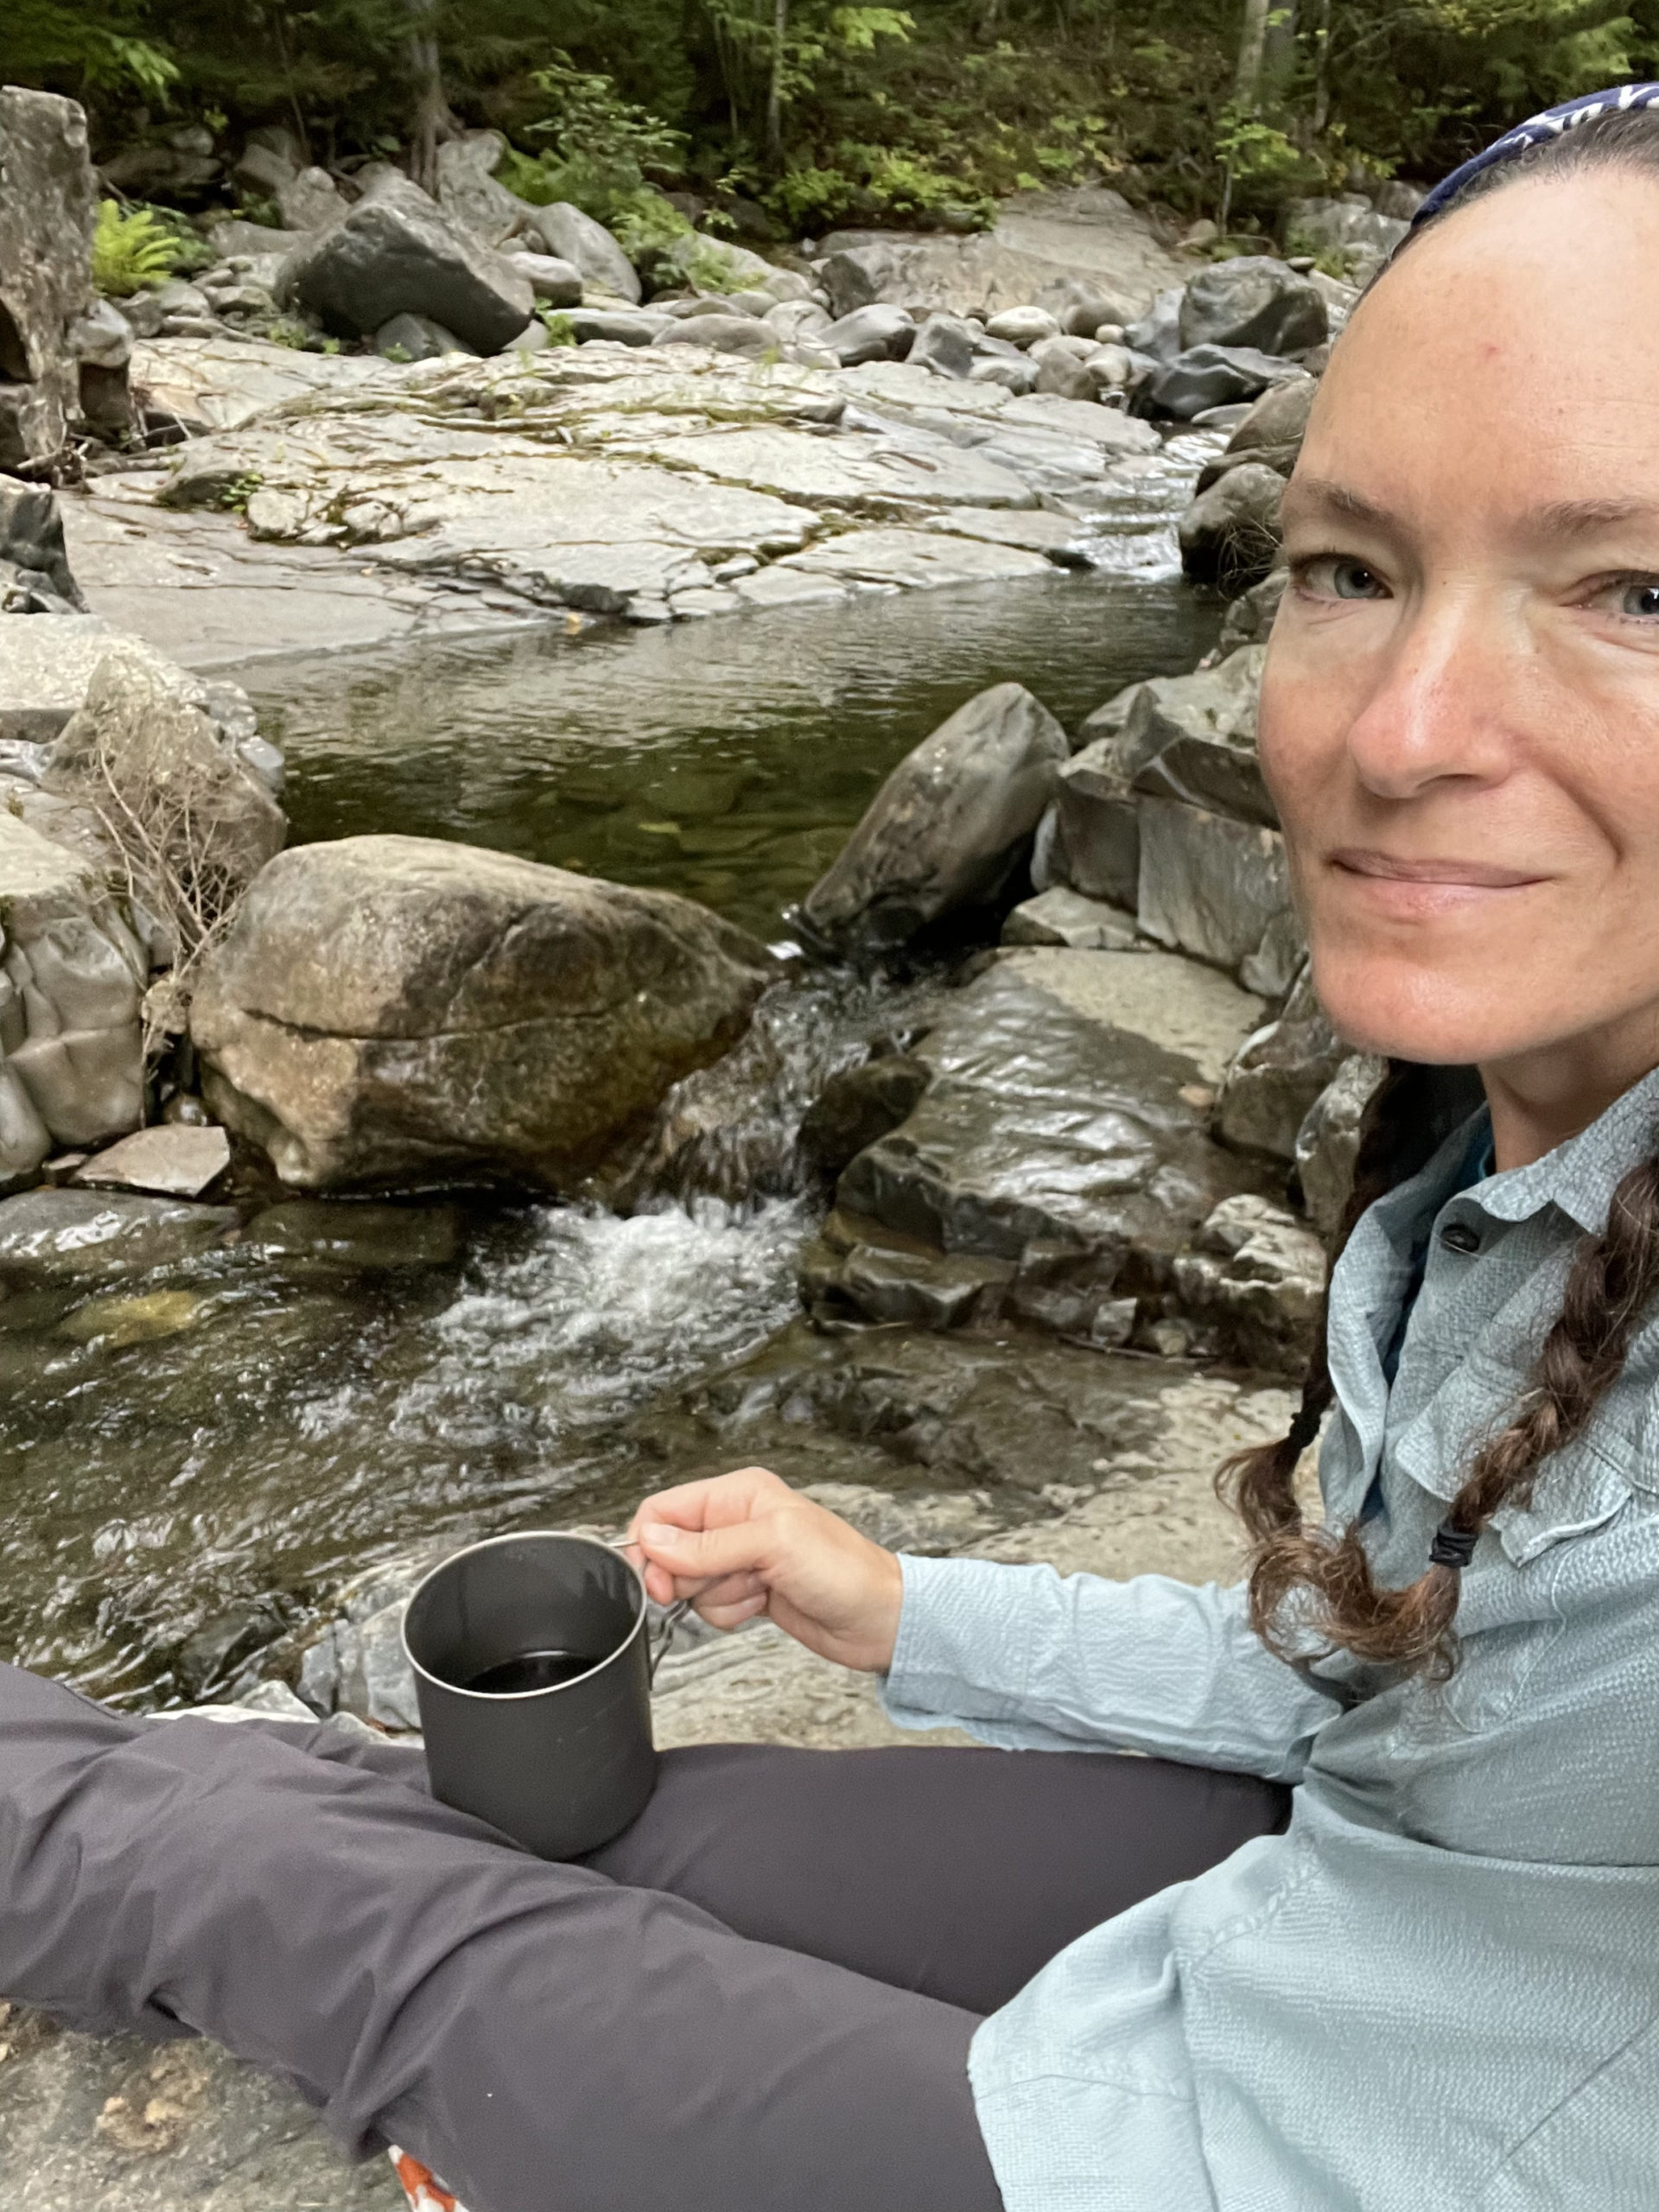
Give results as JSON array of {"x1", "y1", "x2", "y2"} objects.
[
  {"x1": 524, "y1": 52, "x2": 685, "y2": 229},
  {"x1": 92, "y1": 201, "x2": 179, "y2": 296},
  {"x1": 538, "y1": 308, "x2": 577, "y2": 346}
]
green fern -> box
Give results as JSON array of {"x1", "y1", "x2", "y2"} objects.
[{"x1": 92, "y1": 202, "x2": 179, "y2": 297}]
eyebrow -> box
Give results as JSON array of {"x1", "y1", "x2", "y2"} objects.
[{"x1": 1281, "y1": 477, "x2": 1659, "y2": 543}]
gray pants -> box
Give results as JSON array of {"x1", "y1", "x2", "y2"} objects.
[{"x1": 0, "y1": 1662, "x2": 1288, "y2": 2212}]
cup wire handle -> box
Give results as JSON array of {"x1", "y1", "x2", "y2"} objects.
[{"x1": 611, "y1": 1541, "x2": 690, "y2": 1684}]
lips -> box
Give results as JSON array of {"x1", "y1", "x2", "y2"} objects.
[{"x1": 1328, "y1": 848, "x2": 1544, "y2": 889}]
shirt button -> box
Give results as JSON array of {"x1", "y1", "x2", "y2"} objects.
[{"x1": 1440, "y1": 1221, "x2": 1481, "y2": 1255}]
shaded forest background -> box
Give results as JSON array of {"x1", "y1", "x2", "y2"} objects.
[{"x1": 5, "y1": 0, "x2": 1656, "y2": 245}]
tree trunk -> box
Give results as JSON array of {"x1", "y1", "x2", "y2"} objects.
[
  {"x1": 407, "y1": 0, "x2": 458, "y2": 197},
  {"x1": 1311, "y1": 0, "x2": 1333, "y2": 136},
  {"x1": 766, "y1": 0, "x2": 789, "y2": 168},
  {"x1": 1233, "y1": 0, "x2": 1272, "y2": 111}
]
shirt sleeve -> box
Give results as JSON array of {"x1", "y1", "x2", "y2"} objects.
[{"x1": 880, "y1": 1553, "x2": 1341, "y2": 1784}]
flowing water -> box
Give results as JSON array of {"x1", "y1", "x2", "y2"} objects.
[{"x1": 0, "y1": 548, "x2": 1221, "y2": 1708}]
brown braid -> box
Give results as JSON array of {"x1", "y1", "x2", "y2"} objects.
[{"x1": 1220, "y1": 1063, "x2": 1659, "y2": 1677}]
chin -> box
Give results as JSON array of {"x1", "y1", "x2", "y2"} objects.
[{"x1": 1308, "y1": 947, "x2": 1521, "y2": 1067}]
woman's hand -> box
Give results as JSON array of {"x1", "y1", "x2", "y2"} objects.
[{"x1": 626, "y1": 1467, "x2": 905, "y2": 1674}]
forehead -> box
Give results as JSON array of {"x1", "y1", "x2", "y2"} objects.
[{"x1": 1297, "y1": 169, "x2": 1659, "y2": 520}]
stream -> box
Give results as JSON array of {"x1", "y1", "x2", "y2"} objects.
[{"x1": 0, "y1": 564, "x2": 1219, "y2": 1710}]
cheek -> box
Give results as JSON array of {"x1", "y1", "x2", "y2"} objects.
[{"x1": 1256, "y1": 653, "x2": 1351, "y2": 847}]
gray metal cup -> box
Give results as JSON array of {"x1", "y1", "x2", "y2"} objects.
[{"x1": 402, "y1": 1531, "x2": 658, "y2": 1860}]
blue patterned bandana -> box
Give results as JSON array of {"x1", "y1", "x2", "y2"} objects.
[{"x1": 1413, "y1": 81, "x2": 1659, "y2": 226}]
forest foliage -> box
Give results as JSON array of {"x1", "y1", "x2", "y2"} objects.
[{"x1": 6, "y1": 0, "x2": 1659, "y2": 237}]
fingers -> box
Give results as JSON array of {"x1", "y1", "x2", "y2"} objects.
[
  {"x1": 698, "y1": 1591, "x2": 768, "y2": 1631},
  {"x1": 627, "y1": 1467, "x2": 789, "y2": 1543},
  {"x1": 633, "y1": 1514, "x2": 775, "y2": 1586}
]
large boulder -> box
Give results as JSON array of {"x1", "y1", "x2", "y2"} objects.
[
  {"x1": 1147, "y1": 347, "x2": 1307, "y2": 422},
  {"x1": 1135, "y1": 797, "x2": 1297, "y2": 994},
  {"x1": 0, "y1": 479, "x2": 85, "y2": 613},
  {"x1": 188, "y1": 836, "x2": 775, "y2": 1189},
  {"x1": 1179, "y1": 461, "x2": 1287, "y2": 593},
  {"x1": 0, "y1": 813, "x2": 147, "y2": 1180},
  {"x1": 801, "y1": 683, "x2": 1069, "y2": 952},
  {"x1": 1213, "y1": 964, "x2": 1347, "y2": 1160},
  {"x1": 0, "y1": 86, "x2": 132, "y2": 465},
  {"x1": 524, "y1": 202, "x2": 641, "y2": 303},
  {"x1": 821, "y1": 304, "x2": 914, "y2": 365},
  {"x1": 276, "y1": 180, "x2": 535, "y2": 352},
  {"x1": 1196, "y1": 375, "x2": 1318, "y2": 492},
  {"x1": 435, "y1": 130, "x2": 530, "y2": 247},
  {"x1": 1178, "y1": 257, "x2": 1327, "y2": 357}
]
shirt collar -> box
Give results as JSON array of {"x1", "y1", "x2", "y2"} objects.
[{"x1": 1469, "y1": 1061, "x2": 1659, "y2": 1236}]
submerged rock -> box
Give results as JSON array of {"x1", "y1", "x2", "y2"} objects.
[
  {"x1": 189, "y1": 836, "x2": 774, "y2": 1190},
  {"x1": 0, "y1": 1185, "x2": 236, "y2": 1282},
  {"x1": 276, "y1": 178, "x2": 535, "y2": 352},
  {"x1": 801, "y1": 682, "x2": 1068, "y2": 951}
]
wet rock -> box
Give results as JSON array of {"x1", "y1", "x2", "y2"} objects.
[
  {"x1": 0, "y1": 816, "x2": 146, "y2": 1176},
  {"x1": 0, "y1": 1187, "x2": 237, "y2": 1282},
  {"x1": 1295, "y1": 1052, "x2": 1385, "y2": 1235},
  {"x1": 1179, "y1": 461, "x2": 1287, "y2": 592},
  {"x1": 800, "y1": 1054, "x2": 933, "y2": 1181},
  {"x1": 1148, "y1": 346, "x2": 1307, "y2": 420},
  {"x1": 777, "y1": 528, "x2": 1050, "y2": 590},
  {"x1": 0, "y1": 88, "x2": 131, "y2": 466},
  {"x1": 57, "y1": 1285, "x2": 208, "y2": 1345},
  {"x1": 652, "y1": 314, "x2": 776, "y2": 360},
  {"x1": 1126, "y1": 645, "x2": 1273, "y2": 824},
  {"x1": 1179, "y1": 257, "x2": 1328, "y2": 357},
  {"x1": 1001, "y1": 886, "x2": 1138, "y2": 950},
  {"x1": 1213, "y1": 568, "x2": 1288, "y2": 654},
  {"x1": 190, "y1": 836, "x2": 774, "y2": 1190},
  {"x1": 908, "y1": 312, "x2": 976, "y2": 379},
  {"x1": 1214, "y1": 969, "x2": 1346, "y2": 1160},
  {"x1": 374, "y1": 311, "x2": 474, "y2": 361},
  {"x1": 243, "y1": 1198, "x2": 463, "y2": 1270},
  {"x1": 1032, "y1": 743, "x2": 1141, "y2": 910},
  {"x1": 801, "y1": 683, "x2": 1068, "y2": 951},
  {"x1": 74, "y1": 1124, "x2": 231, "y2": 1198},
  {"x1": 505, "y1": 251, "x2": 583, "y2": 306},
  {"x1": 1135, "y1": 797, "x2": 1295, "y2": 988},
  {"x1": 1172, "y1": 1192, "x2": 1325, "y2": 1373},
  {"x1": 276, "y1": 178, "x2": 536, "y2": 352},
  {"x1": 527, "y1": 201, "x2": 642, "y2": 303},
  {"x1": 824, "y1": 950, "x2": 1267, "y2": 1331},
  {"x1": 821, "y1": 303, "x2": 915, "y2": 365},
  {"x1": 0, "y1": 480, "x2": 84, "y2": 613},
  {"x1": 1196, "y1": 375, "x2": 1317, "y2": 492},
  {"x1": 340, "y1": 1599, "x2": 423, "y2": 1730},
  {"x1": 275, "y1": 164, "x2": 346, "y2": 232},
  {"x1": 1125, "y1": 286, "x2": 1184, "y2": 365}
]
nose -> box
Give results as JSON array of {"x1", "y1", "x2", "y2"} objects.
[{"x1": 1342, "y1": 584, "x2": 1521, "y2": 800}]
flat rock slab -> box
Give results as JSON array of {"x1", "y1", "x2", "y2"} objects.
[
  {"x1": 129, "y1": 335, "x2": 410, "y2": 433},
  {"x1": 779, "y1": 527, "x2": 1052, "y2": 590},
  {"x1": 74, "y1": 1125, "x2": 231, "y2": 1198},
  {"x1": 0, "y1": 1188, "x2": 238, "y2": 1283}
]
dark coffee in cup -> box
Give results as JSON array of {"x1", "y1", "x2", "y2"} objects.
[{"x1": 402, "y1": 1532, "x2": 658, "y2": 1859}]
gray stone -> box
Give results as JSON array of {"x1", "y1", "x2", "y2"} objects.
[
  {"x1": 1148, "y1": 346, "x2": 1307, "y2": 420},
  {"x1": 778, "y1": 529, "x2": 1050, "y2": 590},
  {"x1": 0, "y1": 1185, "x2": 236, "y2": 1281},
  {"x1": 1135, "y1": 796, "x2": 1294, "y2": 982},
  {"x1": 823, "y1": 950, "x2": 1267, "y2": 1330},
  {"x1": 505, "y1": 251, "x2": 582, "y2": 307},
  {"x1": 1126, "y1": 645, "x2": 1274, "y2": 826},
  {"x1": 1196, "y1": 375, "x2": 1317, "y2": 492},
  {"x1": 1004, "y1": 296, "x2": 1083, "y2": 342},
  {"x1": 276, "y1": 178, "x2": 535, "y2": 352},
  {"x1": 1179, "y1": 461, "x2": 1287, "y2": 592},
  {"x1": 0, "y1": 480, "x2": 83, "y2": 611},
  {"x1": 908, "y1": 312, "x2": 976, "y2": 379},
  {"x1": 653, "y1": 232, "x2": 778, "y2": 297},
  {"x1": 821, "y1": 303, "x2": 915, "y2": 365},
  {"x1": 799, "y1": 1054, "x2": 933, "y2": 1182},
  {"x1": 1214, "y1": 569, "x2": 1288, "y2": 655},
  {"x1": 1214, "y1": 969, "x2": 1346, "y2": 1160},
  {"x1": 373, "y1": 310, "x2": 474, "y2": 361},
  {"x1": 1282, "y1": 194, "x2": 1409, "y2": 283},
  {"x1": 525, "y1": 201, "x2": 641, "y2": 303},
  {"x1": 1033, "y1": 745, "x2": 1141, "y2": 911},
  {"x1": 67, "y1": 296, "x2": 133, "y2": 372},
  {"x1": 243, "y1": 1198, "x2": 462, "y2": 1270},
  {"x1": 434, "y1": 129, "x2": 532, "y2": 248},
  {"x1": 1295, "y1": 1052, "x2": 1385, "y2": 1235},
  {"x1": 763, "y1": 297, "x2": 831, "y2": 346},
  {"x1": 1033, "y1": 346, "x2": 1096, "y2": 403},
  {"x1": 0, "y1": 87, "x2": 130, "y2": 465},
  {"x1": 73, "y1": 1123, "x2": 231, "y2": 1198},
  {"x1": 346, "y1": 1599, "x2": 423, "y2": 1730},
  {"x1": 1001, "y1": 886, "x2": 1139, "y2": 950},
  {"x1": 190, "y1": 836, "x2": 774, "y2": 1190},
  {"x1": 1179, "y1": 257, "x2": 1328, "y2": 356},
  {"x1": 802, "y1": 683, "x2": 1068, "y2": 951},
  {"x1": 1123, "y1": 286, "x2": 1184, "y2": 365},
  {"x1": 207, "y1": 217, "x2": 313, "y2": 263},
  {"x1": 275, "y1": 164, "x2": 346, "y2": 232},
  {"x1": 1172, "y1": 1192, "x2": 1325, "y2": 1373},
  {"x1": 652, "y1": 314, "x2": 776, "y2": 360},
  {"x1": 568, "y1": 308, "x2": 668, "y2": 345},
  {"x1": 0, "y1": 815, "x2": 146, "y2": 1175},
  {"x1": 968, "y1": 354, "x2": 1038, "y2": 396}
]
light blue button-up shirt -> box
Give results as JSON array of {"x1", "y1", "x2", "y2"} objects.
[{"x1": 884, "y1": 1066, "x2": 1659, "y2": 2209}]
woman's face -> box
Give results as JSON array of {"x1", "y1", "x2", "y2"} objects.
[{"x1": 1261, "y1": 169, "x2": 1659, "y2": 1084}]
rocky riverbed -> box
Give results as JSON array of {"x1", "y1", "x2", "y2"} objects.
[{"x1": 0, "y1": 82, "x2": 1385, "y2": 2211}]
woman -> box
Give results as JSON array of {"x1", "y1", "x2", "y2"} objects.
[{"x1": 5, "y1": 89, "x2": 1659, "y2": 2212}]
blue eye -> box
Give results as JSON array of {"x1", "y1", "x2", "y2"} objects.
[{"x1": 1294, "y1": 555, "x2": 1390, "y2": 601}]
